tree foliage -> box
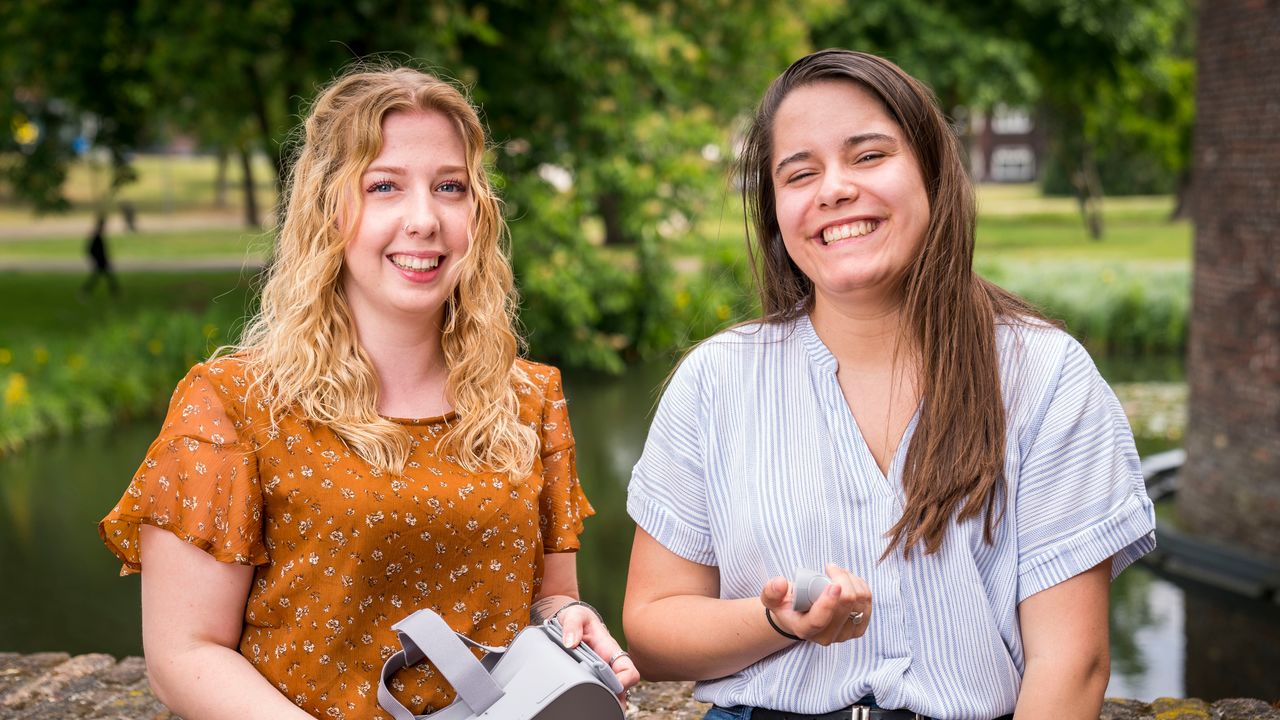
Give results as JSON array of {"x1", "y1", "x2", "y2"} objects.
[{"x1": 0, "y1": 0, "x2": 1194, "y2": 367}]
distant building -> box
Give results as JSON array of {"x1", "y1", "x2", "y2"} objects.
[{"x1": 967, "y1": 104, "x2": 1044, "y2": 183}]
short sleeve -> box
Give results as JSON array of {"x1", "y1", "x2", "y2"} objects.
[
  {"x1": 626, "y1": 348, "x2": 717, "y2": 566},
  {"x1": 98, "y1": 363, "x2": 268, "y2": 574},
  {"x1": 537, "y1": 365, "x2": 595, "y2": 552},
  {"x1": 1015, "y1": 340, "x2": 1157, "y2": 602}
]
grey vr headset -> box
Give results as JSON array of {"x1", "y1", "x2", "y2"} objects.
[{"x1": 378, "y1": 609, "x2": 626, "y2": 720}]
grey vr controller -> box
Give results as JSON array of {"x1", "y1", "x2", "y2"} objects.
[{"x1": 792, "y1": 568, "x2": 832, "y2": 613}]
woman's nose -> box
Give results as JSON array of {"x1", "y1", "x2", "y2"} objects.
[
  {"x1": 816, "y1": 168, "x2": 858, "y2": 209},
  {"x1": 403, "y1": 192, "x2": 441, "y2": 238}
]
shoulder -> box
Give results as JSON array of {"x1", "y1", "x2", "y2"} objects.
[
  {"x1": 677, "y1": 318, "x2": 798, "y2": 376},
  {"x1": 996, "y1": 317, "x2": 1092, "y2": 383},
  {"x1": 513, "y1": 358, "x2": 566, "y2": 409},
  {"x1": 168, "y1": 354, "x2": 260, "y2": 419}
]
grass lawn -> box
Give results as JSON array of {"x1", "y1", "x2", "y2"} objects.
[
  {"x1": 0, "y1": 270, "x2": 258, "y2": 346},
  {"x1": 0, "y1": 227, "x2": 273, "y2": 262},
  {"x1": 681, "y1": 182, "x2": 1190, "y2": 268}
]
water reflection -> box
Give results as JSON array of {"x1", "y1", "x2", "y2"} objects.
[
  {"x1": 1107, "y1": 564, "x2": 1185, "y2": 699},
  {"x1": 2, "y1": 360, "x2": 1278, "y2": 702}
]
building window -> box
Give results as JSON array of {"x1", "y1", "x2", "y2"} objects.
[
  {"x1": 991, "y1": 146, "x2": 1036, "y2": 182},
  {"x1": 991, "y1": 105, "x2": 1032, "y2": 135}
]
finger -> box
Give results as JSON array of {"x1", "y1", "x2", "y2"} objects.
[
  {"x1": 613, "y1": 656, "x2": 641, "y2": 689},
  {"x1": 558, "y1": 606, "x2": 591, "y2": 648},
  {"x1": 759, "y1": 575, "x2": 790, "y2": 610}
]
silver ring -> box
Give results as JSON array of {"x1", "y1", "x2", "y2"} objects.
[
  {"x1": 849, "y1": 610, "x2": 865, "y2": 624},
  {"x1": 404, "y1": 223, "x2": 412, "y2": 234},
  {"x1": 608, "y1": 650, "x2": 630, "y2": 666}
]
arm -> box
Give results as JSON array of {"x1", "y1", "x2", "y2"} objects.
[
  {"x1": 139, "y1": 525, "x2": 312, "y2": 720},
  {"x1": 622, "y1": 528, "x2": 871, "y2": 681},
  {"x1": 534, "y1": 551, "x2": 641, "y2": 693},
  {"x1": 1014, "y1": 558, "x2": 1111, "y2": 720}
]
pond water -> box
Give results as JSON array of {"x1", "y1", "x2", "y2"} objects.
[{"x1": 2, "y1": 357, "x2": 1277, "y2": 702}]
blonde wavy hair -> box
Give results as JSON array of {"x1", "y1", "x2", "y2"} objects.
[{"x1": 232, "y1": 63, "x2": 538, "y2": 478}]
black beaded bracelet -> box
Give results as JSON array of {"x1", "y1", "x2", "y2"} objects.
[{"x1": 765, "y1": 607, "x2": 801, "y2": 641}]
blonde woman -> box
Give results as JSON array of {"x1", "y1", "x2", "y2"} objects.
[{"x1": 100, "y1": 65, "x2": 639, "y2": 719}]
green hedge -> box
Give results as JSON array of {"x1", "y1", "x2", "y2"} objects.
[{"x1": 0, "y1": 307, "x2": 240, "y2": 457}]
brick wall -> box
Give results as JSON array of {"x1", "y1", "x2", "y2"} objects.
[{"x1": 1180, "y1": 0, "x2": 1280, "y2": 556}]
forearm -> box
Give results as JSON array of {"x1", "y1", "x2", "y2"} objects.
[
  {"x1": 1014, "y1": 651, "x2": 1109, "y2": 720},
  {"x1": 146, "y1": 642, "x2": 313, "y2": 720},
  {"x1": 624, "y1": 594, "x2": 793, "y2": 681},
  {"x1": 530, "y1": 593, "x2": 580, "y2": 624}
]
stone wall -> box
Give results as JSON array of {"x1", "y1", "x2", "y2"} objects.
[
  {"x1": 3, "y1": 653, "x2": 1278, "y2": 720},
  {"x1": 1181, "y1": 0, "x2": 1280, "y2": 555}
]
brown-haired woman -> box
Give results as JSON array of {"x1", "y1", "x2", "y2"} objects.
[
  {"x1": 99, "y1": 64, "x2": 638, "y2": 719},
  {"x1": 623, "y1": 49, "x2": 1155, "y2": 720}
]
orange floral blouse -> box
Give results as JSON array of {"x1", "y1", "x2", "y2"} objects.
[{"x1": 99, "y1": 356, "x2": 593, "y2": 719}]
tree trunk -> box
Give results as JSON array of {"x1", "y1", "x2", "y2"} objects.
[
  {"x1": 1179, "y1": 0, "x2": 1280, "y2": 559},
  {"x1": 214, "y1": 146, "x2": 229, "y2": 209},
  {"x1": 597, "y1": 191, "x2": 630, "y2": 246},
  {"x1": 239, "y1": 145, "x2": 260, "y2": 229},
  {"x1": 1071, "y1": 142, "x2": 1105, "y2": 240}
]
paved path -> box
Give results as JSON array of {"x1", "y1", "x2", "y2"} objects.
[
  {"x1": 0, "y1": 257, "x2": 265, "y2": 273},
  {"x1": 0, "y1": 209, "x2": 267, "y2": 241}
]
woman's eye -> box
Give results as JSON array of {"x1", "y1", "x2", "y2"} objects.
[
  {"x1": 785, "y1": 171, "x2": 815, "y2": 185},
  {"x1": 857, "y1": 152, "x2": 885, "y2": 163},
  {"x1": 367, "y1": 181, "x2": 395, "y2": 193},
  {"x1": 438, "y1": 180, "x2": 467, "y2": 193}
]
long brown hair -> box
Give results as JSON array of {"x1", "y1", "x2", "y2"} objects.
[{"x1": 738, "y1": 49, "x2": 1050, "y2": 558}]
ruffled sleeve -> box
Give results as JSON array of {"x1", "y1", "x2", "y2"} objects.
[
  {"x1": 98, "y1": 361, "x2": 268, "y2": 574},
  {"x1": 535, "y1": 365, "x2": 595, "y2": 552}
]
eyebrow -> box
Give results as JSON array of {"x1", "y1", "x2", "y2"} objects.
[
  {"x1": 773, "y1": 133, "x2": 900, "y2": 178},
  {"x1": 363, "y1": 164, "x2": 468, "y2": 176}
]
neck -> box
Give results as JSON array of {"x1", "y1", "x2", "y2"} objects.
[
  {"x1": 809, "y1": 290, "x2": 915, "y2": 371},
  {"x1": 353, "y1": 316, "x2": 451, "y2": 418}
]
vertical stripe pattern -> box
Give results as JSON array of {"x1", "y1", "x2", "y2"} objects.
[{"x1": 626, "y1": 315, "x2": 1156, "y2": 720}]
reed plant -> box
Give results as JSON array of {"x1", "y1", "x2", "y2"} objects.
[{"x1": 981, "y1": 261, "x2": 1190, "y2": 356}]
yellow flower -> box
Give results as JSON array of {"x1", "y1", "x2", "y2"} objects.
[
  {"x1": 4, "y1": 373, "x2": 29, "y2": 407},
  {"x1": 33, "y1": 346, "x2": 49, "y2": 365},
  {"x1": 147, "y1": 339, "x2": 164, "y2": 356},
  {"x1": 716, "y1": 304, "x2": 731, "y2": 321},
  {"x1": 0, "y1": 348, "x2": 11, "y2": 365},
  {"x1": 67, "y1": 354, "x2": 86, "y2": 371},
  {"x1": 675, "y1": 290, "x2": 690, "y2": 310},
  {"x1": 12, "y1": 116, "x2": 39, "y2": 145}
]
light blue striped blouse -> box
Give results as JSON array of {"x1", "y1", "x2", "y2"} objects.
[{"x1": 627, "y1": 314, "x2": 1156, "y2": 720}]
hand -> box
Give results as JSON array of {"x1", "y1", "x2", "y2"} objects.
[
  {"x1": 759, "y1": 563, "x2": 872, "y2": 646},
  {"x1": 555, "y1": 604, "x2": 642, "y2": 705}
]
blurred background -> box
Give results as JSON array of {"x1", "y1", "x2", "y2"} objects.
[{"x1": 1, "y1": 0, "x2": 1275, "y2": 705}]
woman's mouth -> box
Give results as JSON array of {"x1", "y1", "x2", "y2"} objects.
[
  {"x1": 389, "y1": 254, "x2": 442, "y2": 272},
  {"x1": 821, "y1": 220, "x2": 880, "y2": 245}
]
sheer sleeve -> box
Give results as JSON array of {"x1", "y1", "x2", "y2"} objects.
[
  {"x1": 535, "y1": 365, "x2": 594, "y2": 552},
  {"x1": 98, "y1": 361, "x2": 267, "y2": 574}
]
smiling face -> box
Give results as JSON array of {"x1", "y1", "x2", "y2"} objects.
[
  {"x1": 341, "y1": 109, "x2": 473, "y2": 335},
  {"x1": 770, "y1": 80, "x2": 930, "y2": 311}
]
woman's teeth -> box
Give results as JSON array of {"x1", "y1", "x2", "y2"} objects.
[
  {"x1": 822, "y1": 220, "x2": 879, "y2": 244},
  {"x1": 390, "y1": 254, "x2": 441, "y2": 271}
]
